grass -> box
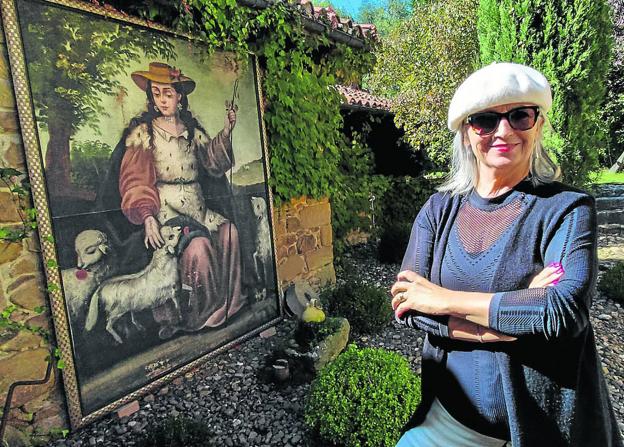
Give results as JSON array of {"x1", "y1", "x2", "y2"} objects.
[{"x1": 592, "y1": 170, "x2": 624, "y2": 184}]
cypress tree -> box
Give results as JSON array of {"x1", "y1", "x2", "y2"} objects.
[{"x1": 477, "y1": 0, "x2": 614, "y2": 186}]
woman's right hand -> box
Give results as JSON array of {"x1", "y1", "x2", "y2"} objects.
[
  {"x1": 529, "y1": 262, "x2": 564, "y2": 288},
  {"x1": 144, "y1": 215, "x2": 164, "y2": 249}
]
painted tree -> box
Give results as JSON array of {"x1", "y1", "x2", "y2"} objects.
[
  {"x1": 19, "y1": 2, "x2": 175, "y2": 193},
  {"x1": 477, "y1": 0, "x2": 614, "y2": 186},
  {"x1": 368, "y1": 0, "x2": 479, "y2": 166}
]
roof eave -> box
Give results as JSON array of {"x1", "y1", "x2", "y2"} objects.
[
  {"x1": 340, "y1": 103, "x2": 393, "y2": 115},
  {"x1": 236, "y1": 0, "x2": 369, "y2": 49}
]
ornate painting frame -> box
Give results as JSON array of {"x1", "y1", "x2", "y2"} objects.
[{"x1": 1, "y1": 0, "x2": 282, "y2": 429}]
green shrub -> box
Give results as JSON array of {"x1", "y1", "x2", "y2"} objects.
[
  {"x1": 136, "y1": 416, "x2": 214, "y2": 447},
  {"x1": 320, "y1": 280, "x2": 392, "y2": 334},
  {"x1": 294, "y1": 317, "x2": 345, "y2": 351},
  {"x1": 332, "y1": 133, "x2": 390, "y2": 260},
  {"x1": 377, "y1": 221, "x2": 412, "y2": 264},
  {"x1": 599, "y1": 262, "x2": 624, "y2": 303},
  {"x1": 305, "y1": 344, "x2": 421, "y2": 447},
  {"x1": 377, "y1": 176, "x2": 435, "y2": 232},
  {"x1": 375, "y1": 176, "x2": 435, "y2": 264}
]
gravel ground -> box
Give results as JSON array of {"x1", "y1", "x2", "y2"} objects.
[{"x1": 49, "y1": 233, "x2": 624, "y2": 447}]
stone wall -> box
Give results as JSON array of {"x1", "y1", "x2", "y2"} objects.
[
  {"x1": 272, "y1": 196, "x2": 336, "y2": 291},
  {"x1": 0, "y1": 24, "x2": 68, "y2": 443}
]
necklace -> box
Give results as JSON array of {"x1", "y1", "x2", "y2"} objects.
[{"x1": 163, "y1": 115, "x2": 176, "y2": 123}]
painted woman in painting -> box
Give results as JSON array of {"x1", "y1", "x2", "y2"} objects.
[{"x1": 97, "y1": 62, "x2": 245, "y2": 339}]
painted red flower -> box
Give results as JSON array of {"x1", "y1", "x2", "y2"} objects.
[
  {"x1": 170, "y1": 68, "x2": 181, "y2": 81},
  {"x1": 75, "y1": 269, "x2": 88, "y2": 280}
]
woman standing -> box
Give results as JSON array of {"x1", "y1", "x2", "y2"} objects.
[
  {"x1": 392, "y1": 63, "x2": 622, "y2": 446},
  {"x1": 101, "y1": 62, "x2": 245, "y2": 339}
]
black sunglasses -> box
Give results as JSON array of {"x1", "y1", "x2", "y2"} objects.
[{"x1": 466, "y1": 106, "x2": 540, "y2": 135}]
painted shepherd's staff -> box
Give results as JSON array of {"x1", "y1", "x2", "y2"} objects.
[{"x1": 224, "y1": 78, "x2": 239, "y2": 326}]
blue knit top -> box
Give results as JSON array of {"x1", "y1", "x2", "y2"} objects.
[
  {"x1": 398, "y1": 180, "x2": 623, "y2": 446},
  {"x1": 437, "y1": 188, "x2": 522, "y2": 439}
]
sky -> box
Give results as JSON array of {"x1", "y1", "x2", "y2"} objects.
[{"x1": 324, "y1": 0, "x2": 384, "y2": 19}]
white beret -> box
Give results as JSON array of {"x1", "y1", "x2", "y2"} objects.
[{"x1": 447, "y1": 62, "x2": 552, "y2": 132}]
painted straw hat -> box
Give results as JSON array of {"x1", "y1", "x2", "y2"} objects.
[{"x1": 131, "y1": 62, "x2": 196, "y2": 95}]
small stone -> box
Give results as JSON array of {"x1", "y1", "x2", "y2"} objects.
[
  {"x1": 598, "y1": 314, "x2": 612, "y2": 321},
  {"x1": 260, "y1": 326, "x2": 277, "y2": 338},
  {"x1": 116, "y1": 400, "x2": 139, "y2": 419},
  {"x1": 158, "y1": 386, "x2": 169, "y2": 395}
]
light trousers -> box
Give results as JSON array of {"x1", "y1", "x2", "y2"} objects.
[{"x1": 396, "y1": 398, "x2": 511, "y2": 447}]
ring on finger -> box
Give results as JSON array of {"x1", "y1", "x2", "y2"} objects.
[{"x1": 396, "y1": 292, "x2": 407, "y2": 305}]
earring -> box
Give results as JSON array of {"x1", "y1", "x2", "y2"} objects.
[
  {"x1": 154, "y1": 104, "x2": 160, "y2": 113},
  {"x1": 177, "y1": 103, "x2": 182, "y2": 111}
]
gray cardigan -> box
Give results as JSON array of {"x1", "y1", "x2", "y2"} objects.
[{"x1": 398, "y1": 181, "x2": 623, "y2": 446}]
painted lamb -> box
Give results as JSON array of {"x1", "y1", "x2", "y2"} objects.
[{"x1": 85, "y1": 225, "x2": 182, "y2": 344}]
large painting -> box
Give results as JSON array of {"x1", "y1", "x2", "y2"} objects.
[{"x1": 1, "y1": 0, "x2": 281, "y2": 428}]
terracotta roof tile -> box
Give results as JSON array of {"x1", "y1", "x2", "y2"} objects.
[
  {"x1": 335, "y1": 85, "x2": 392, "y2": 111},
  {"x1": 294, "y1": 0, "x2": 378, "y2": 40}
]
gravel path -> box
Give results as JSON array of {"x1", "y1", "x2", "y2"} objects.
[{"x1": 49, "y1": 237, "x2": 624, "y2": 447}]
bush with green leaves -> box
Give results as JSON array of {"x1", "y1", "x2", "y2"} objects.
[
  {"x1": 375, "y1": 175, "x2": 436, "y2": 263},
  {"x1": 320, "y1": 279, "x2": 392, "y2": 334},
  {"x1": 294, "y1": 317, "x2": 345, "y2": 351},
  {"x1": 377, "y1": 221, "x2": 413, "y2": 264},
  {"x1": 478, "y1": 0, "x2": 614, "y2": 186},
  {"x1": 599, "y1": 262, "x2": 624, "y2": 303},
  {"x1": 305, "y1": 344, "x2": 421, "y2": 447},
  {"x1": 369, "y1": 0, "x2": 480, "y2": 167},
  {"x1": 136, "y1": 416, "x2": 214, "y2": 447},
  {"x1": 332, "y1": 132, "x2": 390, "y2": 258}
]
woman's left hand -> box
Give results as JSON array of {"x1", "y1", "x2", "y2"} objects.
[
  {"x1": 223, "y1": 109, "x2": 237, "y2": 137},
  {"x1": 390, "y1": 270, "x2": 452, "y2": 318}
]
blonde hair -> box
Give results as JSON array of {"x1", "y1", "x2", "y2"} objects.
[{"x1": 437, "y1": 112, "x2": 561, "y2": 196}]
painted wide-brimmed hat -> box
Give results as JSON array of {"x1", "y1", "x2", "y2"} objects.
[{"x1": 131, "y1": 62, "x2": 196, "y2": 95}]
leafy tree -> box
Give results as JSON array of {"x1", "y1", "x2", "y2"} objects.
[
  {"x1": 18, "y1": 1, "x2": 175, "y2": 193},
  {"x1": 357, "y1": 0, "x2": 413, "y2": 37},
  {"x1": 478, "y1": 0, "x2": 614, "y2": 186},
  {"x1": 603, "y1": 0, "x2": 624, "y2": 169},
  {"x1": 368, "y1": 0, "x2": 480, "y2": 166}
]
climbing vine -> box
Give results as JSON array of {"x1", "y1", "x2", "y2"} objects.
[
  {"x1": 0, "y1": 167, "x2": 66, "y2": 371},
  {"x1": 0, "y1": 167, "x2": 37, "y2": 242}
]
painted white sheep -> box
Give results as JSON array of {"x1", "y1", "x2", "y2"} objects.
[
  {"x1": 61, "y1": 229, "x2": 115, "y2": 320},
  {"x1": 85, "y1": 225, "x2": 182, "y2": 344}
]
